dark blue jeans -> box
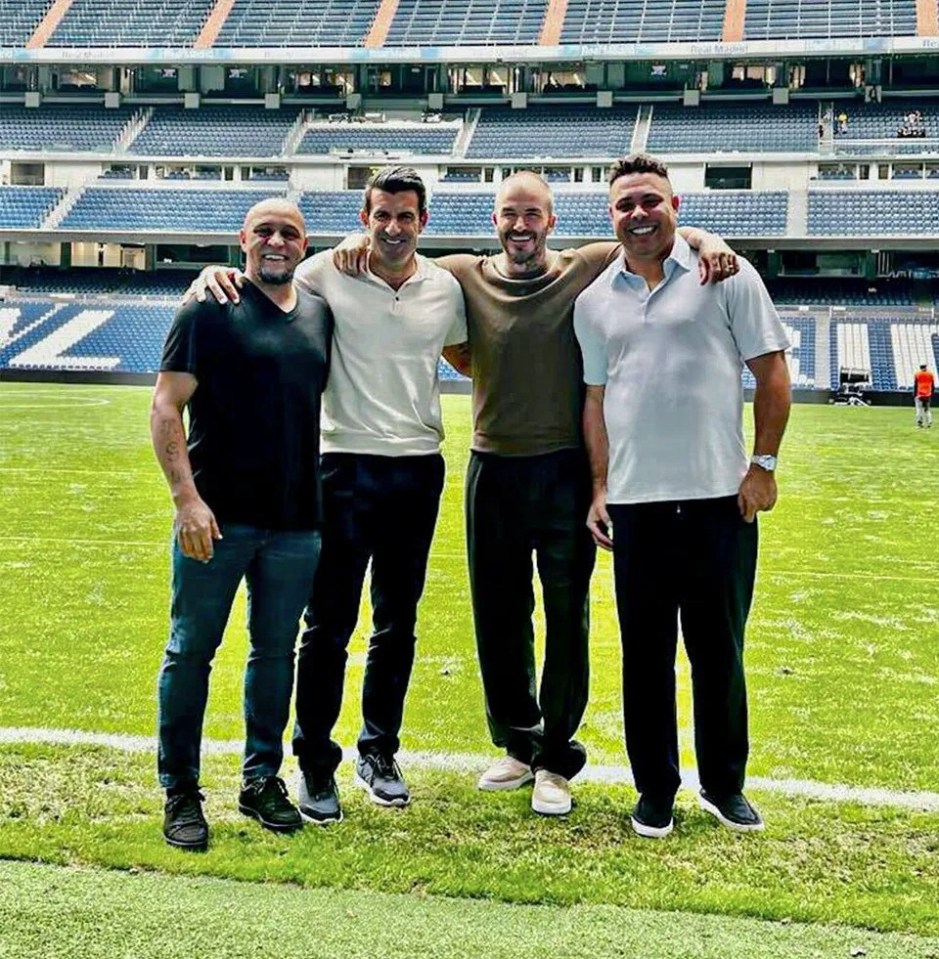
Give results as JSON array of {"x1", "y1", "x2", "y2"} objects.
[
  {"x1": 157, "y1": 525, "x2": 321, "y2": 790},
  {"x1": 293, "y1": 452, "x2": 445, "y2": 775}
]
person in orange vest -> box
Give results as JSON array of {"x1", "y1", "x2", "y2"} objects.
[{"x1": 913, "y1": 363, "x2": 936, "y2": 428}]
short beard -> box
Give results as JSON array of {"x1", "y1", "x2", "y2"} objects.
[
  {"x1": 258, "y1": 266, "x2": 294, "y2": 285},
  {"x1": 502, "y1": 233, "x2": 548, "y2": 273}
]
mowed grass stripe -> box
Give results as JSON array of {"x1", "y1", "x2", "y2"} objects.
[
  {"x1": 2, "y1": 726, "x2": 938, "y2": 812},
  {"x1": 2, "y1": 860, "x2": 938, "y2": 959},
  {"x1": 1, "y1": 744, "x2": 938, "y2": 936}
]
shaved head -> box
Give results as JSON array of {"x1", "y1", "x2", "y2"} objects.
[
  {"x1": 496, "y1": 171, "x2": 554, "y2": 215},
  {"x1": 242, "y1": 198, "x2": 306, "y2": 235}
]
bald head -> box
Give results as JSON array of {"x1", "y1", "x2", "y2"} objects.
[
  {"x1": 242, "y1": 198, "x2": 306, "y2": 235},
  {"x1": 240, "y1": 198, "x2": 308, "y2": 289}
]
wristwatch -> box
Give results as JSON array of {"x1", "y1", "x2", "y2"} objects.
[{"x1": 750, "y1": 454, "x2": 778, "y2": 472}]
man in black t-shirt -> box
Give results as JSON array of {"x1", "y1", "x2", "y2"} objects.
[{"x1": 151, "y1": 199, "x2": 332, "y2": 851}]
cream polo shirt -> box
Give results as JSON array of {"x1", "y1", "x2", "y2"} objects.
[
  {"x1": 295, "y1": 250, "x2": 467, "y2": 457},
  {"x1": 573, "y1": 234, "x2": 790, "y2": 504}
]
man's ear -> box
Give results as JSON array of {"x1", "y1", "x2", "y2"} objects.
[{"x1": 359, "y1": 209, "x2": 369, "y2": 229}]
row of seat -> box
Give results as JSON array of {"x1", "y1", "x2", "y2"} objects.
[
  {"x1": 829, "y1": 317, "x2": 939, "y2": 391},
  {"x1": 10, "y1": 186, "x2": 939, "y2": 238},
  {"x1": 560, "y1": 0, "x2": 724, "y2": 43},
  {"x1": 297, "y1": 127, "x2": 459, "y2": 156},
  {"x1": 5, "y1": 101, "x2": 937, "y2": 160},
  {"x1": 60, "y1": 188, "x2": 284, "y2": 230},
  {"x1": 46, "y1": 0, "x2": 212, "y2": 46},
  {"x1": 385, "y1": 0, "x2": 548, "y2": 45},
  {"x1": 807, "y1": 191, "x2": 939, "y2": 235},
  {"x1": 0, "y1": 187, "x2": 64, "y2": 228},
  {"x1": 215, "y1": 0, "x2": 379, "y2": 46},
  {"x1": 744, "y1": 0, "x2": 918, "y2": 39}
]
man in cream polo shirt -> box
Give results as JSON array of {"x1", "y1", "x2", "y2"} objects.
[
  {"x1": 186, "y1": 167, "x2": 467, "y2": 824},
  {"x1": 292, "y1": 168, "x2": 467, "y2": 822},
  {"x1": 574, "y1": 154, "x2": 791, "y2": 840}
]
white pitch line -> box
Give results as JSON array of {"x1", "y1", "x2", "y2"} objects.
[{"x1": 1, "y1": 726, "x2": 937, "y2": 812}]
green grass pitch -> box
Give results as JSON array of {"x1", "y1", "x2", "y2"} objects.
[{"x1": 0, "y1": 382, "x2": 937, "y2": 956}]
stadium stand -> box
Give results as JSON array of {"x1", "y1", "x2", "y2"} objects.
[
  {"x1": 46, "y1": 0, "x2": 213, "y2": 46},
  {"x1": 385, "y1": 0, "x2": 548, "y2": 46},
  {"x1": 0, "y1": 301, "x2": 59, "y2": 349},
  {"x1": 742, "y1": 314, "x2": 816, "y2": 390},
  {"x1": 466, "y1": 106, "x2": 638, "y2": 159},
  {"x1": 744, "y1": 0, "x2": 918, "y2": 40},
  {"x1": 560, "y1": 0, "x2": 725, "y2": 44},
  {"x1": 0, "y1": 187, "x2": 64, "y2": 229},
  {"x1": 128, "y1": 106, "x2": 300, "y2": 158},
  {"x1": 60, "y1": 188, "x2": 285, "y2": 231},
  {"x1": 767, "y1": 277, "x2": 918, "y2": 306},
  {"x1": 0, "y1": 0, "x2": 54, "y2": 46},
  {"x1": 215, "y1": 0, "x2": 380, "y2": 46},
  {"x1": 808, "y1": 191, "x2": 939, "y2": 236},
  {"x1": 831, "y1": 100, "x2": 937, "y2": 141},
  {"x1": 0, "y1": 294, "x2": 463, "y2": 379},
  {"x1": 0, "y1": 301, "x2": 174, "y2": 373},
  {"x1": 298, "y1": 191, "x2": 363, "y2": 233},
  {"x1": 891, "y1": 320, "x2": 939, "y2": 387},
  {"x1": 425, "y1": 190, "x2": 789, "y2": 237},
  {"x1": 1, "y1": 266, "x2": 197, "y2": 296},
  {"x1": 830, "y1": 317, "x2": 900, "y2": 391},
  {"x1": 440, "y1": 170, "x2": 482, "y2": 182},
  {"x1": 647, "y1": 102, "x2": 818, "y2": 154},
  {"x1": 297, "y1": 125, "x2": 459, "y2": 156},
  {"x1": 0, "y1": 105, "x2": 137, "y2": 153}
]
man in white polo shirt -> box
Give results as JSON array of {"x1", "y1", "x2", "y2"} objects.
[
  {"x1": 185, "y1": 168, "x2": 467, "y2": 824},
  {"x1": 574, "y1": 154, "x2": 791, "y2": 839}
]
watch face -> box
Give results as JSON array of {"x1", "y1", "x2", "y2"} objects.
[{"x1": 753, "y1": 455, "x2": 777, "y2": 471}]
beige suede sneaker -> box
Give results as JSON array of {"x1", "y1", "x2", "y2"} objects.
[
  {"x1": 477, "y1": 755, "x2": 534, "y2": 791},
  {"x1": 531, "y1": 770, "x2": 572, "y2": 815}
]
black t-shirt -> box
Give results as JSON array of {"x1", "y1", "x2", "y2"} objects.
[{"x1": 160, "y1": 282, "x2": 332, "y2": 530}]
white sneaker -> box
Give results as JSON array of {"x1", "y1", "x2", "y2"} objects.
[
  {"x1": 477, "y1": 755, "x2": 534, "y2": 791},
  {"x1": 531, "y1": 770, "x2": 572, "y2": 816}
]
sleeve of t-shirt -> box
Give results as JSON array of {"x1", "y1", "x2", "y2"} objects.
[
  {"x1": 160, "y1": 300, "x2": 203, "y2": 374},
  {"x1": 443, "y1": 275, "x2": 468, "y2": 346},
  {"x1": 724, "y1": 259, "x2": 791, "y2": 362},
  {"x1": 573, "y1": 294, "x2": 608, "y2": 386},
  {"x1": 572, "y1": 241, "x2": 621, "y2": 281},
  {"x1": 435, "y1": 252, "x2": 477, "y2": 280},
  {"x1": 295, "y1": 250, "x2": 332, "y2": 296}
]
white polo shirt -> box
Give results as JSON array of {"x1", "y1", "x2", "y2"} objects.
[
  {"x1": 296, "y1": 250, "x2": 467, "y2": 456},
  {"x1": 573, "y1": 234, "x2": 790, "y2": 505}
]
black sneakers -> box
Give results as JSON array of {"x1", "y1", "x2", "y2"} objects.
[
  {"x1": 630, "y1": 794, "x2": 675, "y2": 839},
  {"x1": 298, "y1": 770, "x2": 343, "y2": 825},
  {"x1": 355, "y1": 752, "x2": 410, "y2": 807},
  {"x1": 699, "y1": 790, "x2": 765, "y2": 832},
  {"x1": 163, "y1": 788, "x2": 208, "y2": 851},
  {"x1": 238, "y1": 776, "x2": 303, "y2": 833}
]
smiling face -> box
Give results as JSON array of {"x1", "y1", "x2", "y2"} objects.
[
  {"x1": 360, "y1": 188, "x2": 427, "y2": 273},
  {"x1": 608, "y1": 171, "x2": 680, "y2": 265},
  {"x1": 492, "y1": 174, "x2": 557, "y2": 275},
  {"x1": 240, "y1": 200, "x2": 307, "y2": 287}
]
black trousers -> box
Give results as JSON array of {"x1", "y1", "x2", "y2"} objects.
[
  {"x1": 292, "y1": 452, "x2": 445, "y2": 775},
  {"x1": 466, "y1": 448, "x2": 595, "y2": 779},
  {"x1": 607, "y1": 496, "x2": 758, "y2": 800}
]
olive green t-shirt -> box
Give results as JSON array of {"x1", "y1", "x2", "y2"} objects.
[{"x1": 439, "y1": 242, "x2": 619, "y2": 456}]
